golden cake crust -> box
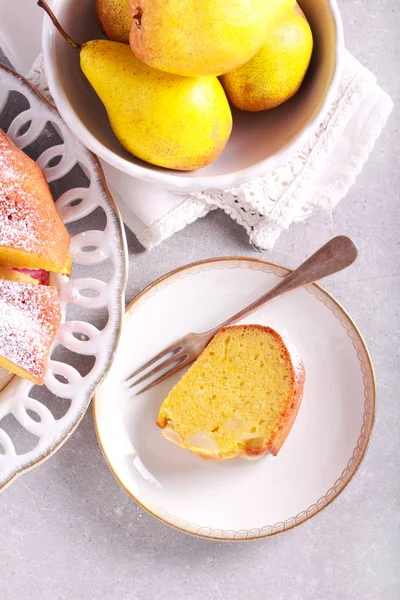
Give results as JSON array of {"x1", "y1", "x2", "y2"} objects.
[
  {"x1": 0, "y1": 130, "x2": 71, "y2": 275},
  {"x1": 157, "y1": 324, "x2": 305, "y2": 461}
]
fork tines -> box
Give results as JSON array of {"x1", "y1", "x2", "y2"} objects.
[{"x1": 126, "y1": 343, "x2": 189, "y2": 395}]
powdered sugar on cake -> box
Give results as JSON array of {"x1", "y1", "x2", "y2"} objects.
[
  {"x1": 0, "y1": 130, "x2": 71, "y2": 267},
  {"x1": 0, "y1": 135, "x2": 40, "y2": 253},
  {"x1": 0, "y1": 280, "x2": 61, "y2": 381}
]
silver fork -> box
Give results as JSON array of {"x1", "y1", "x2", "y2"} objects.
[{"x1": 127, "y1": 236, "x2": 358, "y2": 395}]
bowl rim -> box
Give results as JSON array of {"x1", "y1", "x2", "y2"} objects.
[{"x1": 42, "y1": 0, "x2": 344, "y2": 193}]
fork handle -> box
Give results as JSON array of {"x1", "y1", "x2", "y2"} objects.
[{"x1": 210, "y1": 236, "x2": 358, "y2": 333}]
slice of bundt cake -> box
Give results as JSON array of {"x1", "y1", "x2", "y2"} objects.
[
  {"x1": 0, "y1": 130, "x2": 71, "y2": 275},
  {"x1": 157, "y1": 325, "x2": 305, "y2": 460},
  {"x1": 0, "y1": 280, "x2": 62, "y2": 385}
]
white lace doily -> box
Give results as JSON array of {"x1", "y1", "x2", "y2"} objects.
[{"x1": 29, "y1": 51, "x2": 393, "y2": 251}]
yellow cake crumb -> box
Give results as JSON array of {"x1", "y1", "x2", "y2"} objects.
[{"x1": 157, "y1": 325, "x2": 304, "y2": 460}]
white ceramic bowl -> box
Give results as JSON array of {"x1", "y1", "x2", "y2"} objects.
[{"x1": 43, "y1": 0, "x2": 344, "y2": 192}]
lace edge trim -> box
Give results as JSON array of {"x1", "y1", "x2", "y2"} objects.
[
  {"x1": 250, "y1": 90, "x2": 394, "y2": 250},
  {"x1": 197, "y1": 72, "x2": 369, "y2": 248},
  {"x1": 136, "y1": 196, "x2": 212, "y2": 249}
]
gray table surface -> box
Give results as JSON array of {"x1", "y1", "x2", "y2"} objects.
[{"x1": 1, "y1": 1, "x2": 399, "y2": 598}]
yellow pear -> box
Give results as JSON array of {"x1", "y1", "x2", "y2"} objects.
[
  {"x1": 95, "y1": 0, "x2": 131, "y2": 43},
  {"x1": 220, "y1": 2, "x2": 313, "y2": 111},
  {"x1": 129, "y1": 0, "x2": 292, "y2": 77},
  {"x1": 81, "y1": 42, "x2": 232, "y2": 170},
  {"x1": 39, "y1": 1, "x2": 232, "y2": 171}
]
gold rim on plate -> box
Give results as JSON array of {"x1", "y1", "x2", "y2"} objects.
[{"x1": 93, "y1": 257, "x2": 376, "y2": 541}]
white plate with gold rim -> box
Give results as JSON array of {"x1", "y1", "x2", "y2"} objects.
[{"x1": 94, "y1": 257, "x2": 375, "y2": 541}]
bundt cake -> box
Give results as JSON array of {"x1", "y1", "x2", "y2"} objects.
[
  {"x1": 0, "y1": 280, "x2": 62, "y2": 385},
  {"x1": 0, "y1": 129, "x2": 71, "y2": 275},
  {"x1": 157, "y1": 325, "x2": 305, "y2": 460}
]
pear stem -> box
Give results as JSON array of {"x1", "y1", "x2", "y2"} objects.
[{"x1": 37, "y1": 0, "x2": 82, "y2": 50}]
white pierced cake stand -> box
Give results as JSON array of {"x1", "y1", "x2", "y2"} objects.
[{"x1": 0, "y1": 63, "x2": 127, "y2": 490}]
